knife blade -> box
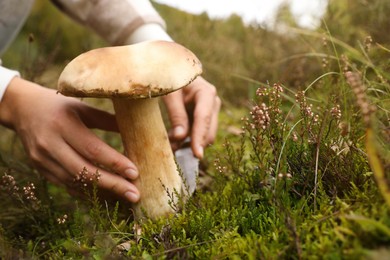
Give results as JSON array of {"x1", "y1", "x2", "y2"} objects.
[{"x1": 175, "y1": 137, "x2": 199, "y2": 195}]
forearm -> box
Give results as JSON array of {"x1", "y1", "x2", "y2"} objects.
[{"x1": 51, "y1": 0, "x2": 168, "y2": 45}]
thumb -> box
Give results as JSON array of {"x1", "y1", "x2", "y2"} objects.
[{"x1": 162, "y1": 90, "x2": 189, "y2": 141}]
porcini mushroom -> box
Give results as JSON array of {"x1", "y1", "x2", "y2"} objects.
[{"x1": 57, "y1": 40, "x2": 202, "y2": 219}]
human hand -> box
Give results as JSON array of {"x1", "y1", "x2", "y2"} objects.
[
  {"x1": 0, "y1": 77, "x2": 140, "y2": 202},
  {"x1": 162, "y1": 76, "x2": 221, "y2": 158}
]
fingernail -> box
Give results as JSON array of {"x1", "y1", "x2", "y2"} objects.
[
  {"x1": 125, "y1": 191, "x2": 140, "y2": 202},
  {"x1": 125, "y1": 168, "x2": 138, "y2": 179},
  {"x1": 197, "y1": 146, "x2": 204, "y2": 159},
  {"x1": 174, "y1": 126, "x2": 185, "y2": 137}
]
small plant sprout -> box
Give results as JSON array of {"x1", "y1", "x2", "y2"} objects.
[
  {"x1": 1, "y1": 172, "x2": 19, "y2": 194},
  {"x1": 73, "y1": 167, "x2": 101, "y2": 188},
  {"x1": 57, "y1": 214, "x2": 68, "y2": 225},
  {"x1": 23, "y1": 182, "x2": 37, "y2": 201},
  {"x1": 0, "y1": 172, "x2": 41, "y2": 211},
  {"x1": 330, "y1": 104, "x2": 342, "y2": 120}
]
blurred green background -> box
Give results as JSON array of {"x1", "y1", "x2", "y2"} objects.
[{"x1": 2, "y1": 0, "x2": 390, "y2": 105}]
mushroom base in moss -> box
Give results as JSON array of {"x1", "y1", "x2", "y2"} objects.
[{"x1": 113, "y1": 98, "x2": 183, "y2": 218}]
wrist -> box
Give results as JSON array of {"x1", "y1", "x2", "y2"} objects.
[
  {"x1": 0, "y1": 76, "x2": 20, "y2": 128},
  {"x1": 0, "y1": 77, "x2": 41, "y2": 129}
]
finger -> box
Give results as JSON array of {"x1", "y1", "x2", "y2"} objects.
[
  {"x1": 162, "y1": 90, "x2": 189, "y2": 141},
  {"x1": 66, "y1": 187, "x2": 85, "y2": 199},
  {"x1": 206, "y1": 96, "x2": 222, "y2": 144},
  {"x1": 51, "y1": 142, "x2": 140, "y2": 203},
  {"x1": 36, "y1": 160, "x2": 88, "y2": 199},
  {"x1": 37, "y1": 156, "x2": 132, "y2": 203},
  {"x1": 37, "y1": 168, "x2": 64, "y2": 187},
  {"x1": 97, "y1": 169, "x2": 140, "y2": 202},
  {"x1": 63, "y1": 118, "x2": 138, "y2": 181},
  {"x1": 76, "y1": 103, "x2": 119, "y2": 132},
  {"x1": 26, "y1": 141, "x2": 73, "y2": 184},
  {"x1": 170, "y1": 141, "x2": 181, "y2": 152},
  {"x1": 190, "y1": 87, "x2": 218, "y2": 159}
]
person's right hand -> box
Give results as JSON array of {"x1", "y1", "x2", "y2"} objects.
[{"x1": 0, "y1": 77, "x2": 140, "y2": 202}]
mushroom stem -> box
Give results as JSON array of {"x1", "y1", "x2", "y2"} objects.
[{"x1": 112, "y1": 97, "x2": 182, "y2": 219}]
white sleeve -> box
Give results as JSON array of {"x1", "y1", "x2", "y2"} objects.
[
  {"x1": 0, "y1": 64, "x2": 20, "y2": 102},
  {"x1": 51, "y1": 0, "x2": 168, "y2": 45}
]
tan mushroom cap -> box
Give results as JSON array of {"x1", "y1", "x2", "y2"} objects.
[{"x1": 58, "y1": 40, "x2": 202, "y2": 98}]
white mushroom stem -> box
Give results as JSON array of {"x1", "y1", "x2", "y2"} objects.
[{"x1": 112, "y1": 97, "x2": 182, "y2": 219}]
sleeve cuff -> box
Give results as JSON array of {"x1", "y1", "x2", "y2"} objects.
[
  {"x1": 123, "y1": 23, "x2": 173, "y2": 45},
  {"x1": 0, "y1": 65, "x2": 20, "y2": 102}
]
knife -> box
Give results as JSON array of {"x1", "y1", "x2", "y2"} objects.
[{"x1": 175, "y1": 137, "x2": 199, "y2": 195}]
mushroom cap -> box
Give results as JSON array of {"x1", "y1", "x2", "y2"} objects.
[{"x1": 57, "y1": 41, "x2": 202, "y2": 98}]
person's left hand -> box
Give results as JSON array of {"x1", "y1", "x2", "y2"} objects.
[{"x1": 162, "y1": 76, "x2": 221, "y2": 158}]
